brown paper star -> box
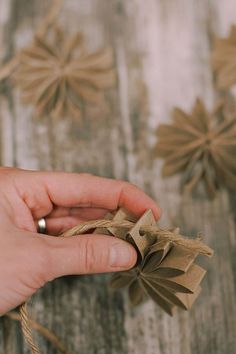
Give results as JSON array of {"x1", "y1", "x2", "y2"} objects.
[
  {"x1": 110, "y1": 241, "x2": 205, "y2": 315},
  {"x1": 91, "y1": 208, "x2": 211, "y2": 315},
  {"x1": 153, "y1": 98, "x2": 236, "y2": 197},
  {"x1": 211, "y1": 25, "x2": 236, "y2": 89},
  {"x1": 0, "y1": 0, "x2": 115, "y2": 119},
  {"x1": 12, "y1": 27, "x2": 115, "y2": 119}
]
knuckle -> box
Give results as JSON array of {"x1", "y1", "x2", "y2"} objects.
[
  {"x1": 118, "y1": 180, "x2": 139, "y2": 202},
  {"x1": 127, "y1": 181, "x2": 139, "y2": 190},
  {"x1": 78, "y1": 237, "x2": 110, "y2": 274},
  {"x1": 23, "y1": 192, "x2": 53, "y2": 217},
  {"x1": 120, "y1": 180, "x2": 139, "y2": 191},
  {"x1": 81, "y1": 237, "x2": 97, "y2": 273}
]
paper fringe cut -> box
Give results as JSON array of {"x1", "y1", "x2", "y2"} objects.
[
  {"x1": 153, "y1": 98, "x2": 236, "y2": 197},
  {"x1": 0, "y1": 0, "x2": 116, "y2": 119}
]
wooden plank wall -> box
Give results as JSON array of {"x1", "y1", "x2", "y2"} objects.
[{"x1": 0, "y1": 1, "x2": 236, "y2": 353}]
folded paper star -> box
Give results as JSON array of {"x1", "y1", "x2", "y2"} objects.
[
  {"x1": 0, "y1": 0, "x2": 115, "y2": 119},
  {"x1": 91, "y1": 208, "x2": 212, "y2": 315},
  {"x1": 153, "y1": 98, "x2": 236, "y2": 197},
  {"x1": 12, "y1": 28, "x2": 115, "y2": 119},
  {"x1": 110, "y1": 241, "x2": 205, "y2": 315}
]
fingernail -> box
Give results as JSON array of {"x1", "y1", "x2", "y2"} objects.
[{"x1": 110, "y1": 243, "x2": 135, "y2": 268}]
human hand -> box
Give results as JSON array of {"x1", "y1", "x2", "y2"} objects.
[{"x1": 0, "y1": 167, "x2": 161, "y2": 315}]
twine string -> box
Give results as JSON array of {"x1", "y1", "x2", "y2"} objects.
[
  {"x1": 6, "y1": 308, "x2": 68, "y2": 354},
  {"x1": 20, "y1": 303, "x2": 41, "y2": 354},
  {"x1": 61, "y1": 219, "x2": 213, "y2": 257}
]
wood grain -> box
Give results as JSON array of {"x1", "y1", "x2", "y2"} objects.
[{"x1": 0, "y1": 0, "x2": 236, "y2": 353}]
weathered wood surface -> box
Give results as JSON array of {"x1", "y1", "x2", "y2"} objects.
[{"x1": 0, "y1": 0, "x2": 236, "y2": 353}]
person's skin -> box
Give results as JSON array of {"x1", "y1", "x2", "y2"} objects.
[{"x1": 0, "y1": 167, "x2": 161, "y2": 316}]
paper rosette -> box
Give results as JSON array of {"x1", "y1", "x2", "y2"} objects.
[{"x1": 94, "y1": 209, "x2": 207, "y2": 315}]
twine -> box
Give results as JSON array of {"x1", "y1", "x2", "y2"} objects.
[
  {"x1": 61, "y1": 219, "x2": 213, "y2": 257},
  {"x1": 20, "y1": 303, "x2": 41, "y2": 354},
  {"x1": 6, "y1": 307, "x2": 67, "y2": 354}
]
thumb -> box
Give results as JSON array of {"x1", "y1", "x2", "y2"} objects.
[{"x1": 42, "y1": 234, "x2": 137, "y2": 281}]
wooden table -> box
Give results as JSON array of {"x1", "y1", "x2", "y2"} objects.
[{"x1": 0, "y1": 1, "x2": 236, "y2": 353}]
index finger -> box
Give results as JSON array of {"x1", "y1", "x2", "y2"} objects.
[{"x1": 39, "y1": 172, "x2": 162, "y2": 220}]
